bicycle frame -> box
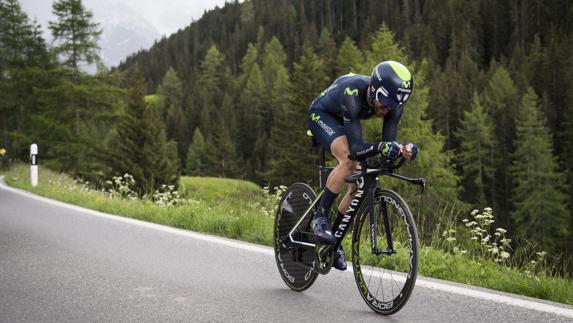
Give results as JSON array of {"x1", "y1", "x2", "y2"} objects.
[
  {"x1": 287, "y1": 166, "x2": 396, "y2": 256},
  {"x1": 286, "y1": 143, "x2": 424, "y2": 265}
]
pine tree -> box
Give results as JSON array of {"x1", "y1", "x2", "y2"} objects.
[
  {"x1": 316, "y1": 28, "x2": 337, "y2": 78},
  {"x1": 157, "y1": 67, "x2": 184, "y2": 122},
  {"x1": 360, "y1": 24, "x2": 460, "y2": 234},
  {"x1": 481, "y1": 66, "x2": 520, "y2": 225},
  {"x1": 203, "y1": 116, "x2": 241, "y2": 178},
  {"x1": 108, "y1": 64, "x2": 176, "y2": 196},
  {"x1": 454, "y1": 93, "x2": 494, "y2": 206},
  {"x1": 49, "y1": 0, "x2": 102, "y2": 72},
  {"x1": 258, "y1": 37, "x2": 289, "y2": 179},
  {"x1": 364, "y1": 24, "x2": 407, "y2": 72},
  {"x1": 185, "y1": 128, "x2": 205, "y2": 176},
  {"x1": 0, "y1": 0, "x2": 50, "y2": 158},
  {"x1": 392, "y1": 60, "x2": 460, "y2": 231},
  {"x1": 157, "y1": 68, "x2": 188, "y2": 168},
  {"x1": 198, "y1": 45, "x2": 226, "y2": 138},
  {"x1": 266, "y1": 44, "x2": 329, "y2": 187},
  {"x1": 166, "y1": 139, "x2": 180, "y2": 176},
  {"x1": 237, "y1": 44, "x2": 264, "y2": 165},
  {"x1": 166, "y1": 103, "x2": 189, "y2": 168},
  {"x1": 335, "y1": 37, "x2": 364, "y2": 75},
  {"x1": 429, "y1": 51, "x2": 481, "y2": 149},
  {"x1": 510, "y1": 88, "x2": 569, "y2": 253},
  {"x1": 0, "y1": 0, "x2": 48, "y2": 71}
]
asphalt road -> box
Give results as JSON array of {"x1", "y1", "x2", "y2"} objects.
[{"x1": 1, "y1": 178, "x2": 572, "y2": 322}]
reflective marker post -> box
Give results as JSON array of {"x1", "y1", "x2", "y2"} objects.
[{"x1": 30, "y1": 144, "x2": 38, "y2": 187}]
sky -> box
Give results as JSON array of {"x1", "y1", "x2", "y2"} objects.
[{"x1": 18, "y1": 0, "x2": 230, "y2": 68}]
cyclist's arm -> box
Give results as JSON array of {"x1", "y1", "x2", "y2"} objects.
[
  {"x1": 342, "y1": 95, "x2": 382, "y2": 159},
  {"x1": 381, "y1": 105, "x2": 404, "y2": 142}
]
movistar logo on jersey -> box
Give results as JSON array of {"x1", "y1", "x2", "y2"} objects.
[
  {"x1": 402, "y1": 80, "x2": 411, "y2": 89},
  {"x1": 382, "y1": 142, "x2": 391, "y2": 155},
  {"x1": 344, "y1": 87, "x2": 358, "y2": 96},
  {"x1": 310, "y1": 113, "x2": 320, "y2": 122}
]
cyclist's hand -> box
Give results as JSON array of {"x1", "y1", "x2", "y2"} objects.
[
  {"x1": 380, "y1": 141, "x2": 401, "y2": 160},
  {"x1": 401, "y1": 143, "x2": 418, "y2": 160}
]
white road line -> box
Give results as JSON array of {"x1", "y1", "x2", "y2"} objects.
[{"x1": 2, "y1": 177, "x2": 573, "y2": 319}]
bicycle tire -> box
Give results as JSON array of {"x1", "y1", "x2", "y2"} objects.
[
  {"x1": 351, "y1": 188, "x2": 419, "y2": 315},
  {"x1": 274, "y1": 183, "x2": 319, "y2": 291}
]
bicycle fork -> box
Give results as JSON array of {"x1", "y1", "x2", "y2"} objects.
[{"x1": 370, "y1": 187, "x2": 397, "y2": 256}]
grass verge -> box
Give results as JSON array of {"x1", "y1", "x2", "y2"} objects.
[{"x1": 3, "y1": 164, "x2": 572, "y2": 305}]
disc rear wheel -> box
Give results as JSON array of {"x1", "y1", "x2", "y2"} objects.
[{"x1": 274, "y1": 183, "x2": 319, "y2": 291}]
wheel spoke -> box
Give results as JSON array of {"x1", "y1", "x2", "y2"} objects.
[{"x1": 352, "y1": 190, "x2": 419, "y2": 314}]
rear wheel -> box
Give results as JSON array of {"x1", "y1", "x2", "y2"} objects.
[
  {"x1": 274, "y1": 183, "x2": 319, "y2": 291},
  {"x1": 351, "y1": 189, "x2": 419, "y2": 315}
]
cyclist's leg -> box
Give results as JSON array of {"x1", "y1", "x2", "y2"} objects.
[
  {"x1": 324, "y1": 135, "x2": 359, "y2": 215},
  {"x1": 308, "y1": 110, "x2": 348, "y2": 244},
  {"x1": 326, "y1": 136, "x2": 358, "y2": 194},
  {"x1": 337, "y1": 182, "x2": 357, "y2": 215},
  {"x1": 327, "y1": 137, "x2": 357, "y2": 270}
]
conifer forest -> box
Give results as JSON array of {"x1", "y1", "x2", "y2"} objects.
[{"x1": 1, "y1": 0, "x2": 572, "y2": 269}]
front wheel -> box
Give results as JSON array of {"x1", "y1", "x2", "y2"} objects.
[{"x1": 351, "y1": 189, "x2": 419, "y2": 315}]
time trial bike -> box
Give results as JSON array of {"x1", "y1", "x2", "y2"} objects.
[{"x1": 273, "y1": 143, "x2": 425, "y2": 315}]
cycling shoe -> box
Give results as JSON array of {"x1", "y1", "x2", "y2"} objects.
[
  {"x1": 333, "y1": 245, "x2": 347, "y2": 271},
  {"x1": 312, "y1": 215, "x2": 336, "y2": 245}
]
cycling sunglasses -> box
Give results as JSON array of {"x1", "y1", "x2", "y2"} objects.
[{"x1": 374, "y1": 86, "x2": 400, "y2": 111}]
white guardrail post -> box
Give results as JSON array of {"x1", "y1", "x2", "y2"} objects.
[{"x1": 30, "y1": 143, "x2": 38, "y2": 187}]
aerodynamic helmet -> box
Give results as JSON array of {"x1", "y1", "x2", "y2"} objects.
[{"x1": 369, "y1": 61, "x2": 413, "y2": 110}]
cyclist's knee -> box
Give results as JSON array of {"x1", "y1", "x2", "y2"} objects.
[
  {"x1": 346, "y1": 183, "x2": 357, "y2": 193},
  {"x1": 340, "y1": 158, "x2": 357, "y2": 173}
]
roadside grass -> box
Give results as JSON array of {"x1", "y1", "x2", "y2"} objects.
[
  {"x1": 419, "y1": 246, "x2": 573, "y2": 304},
  {"x1": 4, "y1": 164, "x2": 274, "y2": 245},
  {"x1": 3, "y1": 164, "x2": 573, "y2": 305}
]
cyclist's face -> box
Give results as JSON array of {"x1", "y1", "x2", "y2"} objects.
[
  {"x1": 369, "y1": 86, "x2": 391, "y2": 117},
  {"x1": 374, "y1": 100, "x2": 390, "y2": 117}
]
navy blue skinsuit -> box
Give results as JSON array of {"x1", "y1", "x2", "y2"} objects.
[{"x1": 307, "y1": 74, "x2": 403, "y2": 159}]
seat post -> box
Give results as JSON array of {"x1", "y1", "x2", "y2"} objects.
[
  {"x1": 318, "y1": 147, "x2": 332, "y2": 190},
  {"x1": 308, "y1": 129, "x2": 330, "y2": 189}
]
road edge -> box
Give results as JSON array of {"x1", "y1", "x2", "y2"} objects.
[{"x1": 1, "y1": 175, "x2": 573, "y2": 318}]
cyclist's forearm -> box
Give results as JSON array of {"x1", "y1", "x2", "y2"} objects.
[{"x1": 350, "y1": 142, "x2": 383, "y2": 159}]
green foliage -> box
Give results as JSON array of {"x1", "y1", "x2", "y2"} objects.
[
  {"x1": 481, "y1": 66, "x2": 520, "y2": 223},
  {"x1": 393, "y1": 60, "x2": 460, "y2": 238},
  {"x1": 0, "y1": 0, "x2": 49, "y2": 71},
  {"x1": 107, "y1": 64, "x2": 177, "y2": 196},
  {"x1": 156, "y1": 67, "x2": 184, "y2": 121},
  {"x1": 203, "y1": 115, "x2": 242, "y2": 178},
  {"x1": 335, "y1": 37, "x2": 364, "y2": 75},
  {"x1": 364, "y1": 24, "x2": 406, "y2": 72},
  {"x1": 358, "y1": 24, "x2": 460, "y2": 237},
  {"x1": 186, "y1": 128, "x2": 205, "y2": 176},
  {"x1": 510, "y1": 88, "x2": 569, "y2": 253},
  {"x1": 160, "y1": 69, "x2": 189, "y2": 168},
  {"x1": 455, "y1": 93, "x2": 494, "y2": 205},
  {"x1": 49, "y1": 0, "x2": 102, "y2": 71},
  {"x1": 316, "y1": 28, "x2": 337, "y2": 78},
  {"x1": 429, "y1": 51, "x2": 481, "y2": 149},
  {"x1": 3, "y1": 0, "x2": 573, "y2": 277},
  {"x1": 198, "y1": 45, "x2": 227, "y2": 138},
  {"x1": 266, "y1": 45, "x2": 328, "y2": 187},
  {"x1": 237, "y1": 44, "x2": 264, "y2": 167}
]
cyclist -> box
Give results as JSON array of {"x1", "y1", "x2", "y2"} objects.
[{"x1": 307, "y1": 61, "x2": 418, "y2": 271}]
